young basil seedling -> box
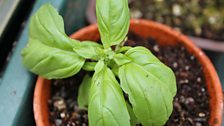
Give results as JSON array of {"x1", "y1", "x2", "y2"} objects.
[{"x1": 22, "y1": 0, "x2": 176, "y2": 126}]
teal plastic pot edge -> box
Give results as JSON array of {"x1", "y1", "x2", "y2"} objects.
[
  {"x1": 212, "y1": 53, "x2": 224, "y2": 126},
  {"x1": 0, "y1": 0, "x2": 64, "y2": 126},
  {"x1": 213, "y1": 53, "x2": 224, "y2": 88}
]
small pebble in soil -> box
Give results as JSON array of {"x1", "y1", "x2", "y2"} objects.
[
  {"x1": 55, "y1": 119, "x2": 62, "y2": 126},
  {"x1": 197, "y1": 77, "x2": 202, "y2": 83},
  {"x1": 195, "y1": 122, "x2": 203, "y2": 126},
  {"x1": 172, "y1": 62, "x2": 178, "y2": 68},
  {"x1": 153, "y1": 45, "x2": 160, "y2": 52},
  {"x1": 198, "y1": 112, "x2": 206, "y2": 117},
  {"x1": 53, "y1": 99, "x2": 66, "y2": 111}
]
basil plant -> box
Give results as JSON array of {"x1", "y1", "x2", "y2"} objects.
[{"x1": 22, "y1": 0, "x2": 176, "y2": 125}]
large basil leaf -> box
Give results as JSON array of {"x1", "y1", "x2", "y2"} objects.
[
  {"x1": 22, "y1": 39, "x2": 84, "y2": 79},
  {"x1": 125, "y1": 46, "x2": 176, "y2": 97},
  {"x1": 78, "y1": 74, "x2": 92, "y2": 109},
  {"x1": 29, "y1": 4, "x2": 79, "y2": 51},
  {"x1": 119, "y1": 63, "x2": 173, "y2": 126},
  {"x1": 22, "y1": 4, "x2": 85, "y2": 79},
  {"x1": 88, "y1": 61, "x2": 130, "y2": 126},
  {"x1": 96, "y1": 0, "x2": 130, "y2": 48}
]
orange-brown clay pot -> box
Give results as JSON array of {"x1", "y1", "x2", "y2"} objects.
[{"x1": 34, "y1": 19, "x2": 223, "y2": 126}]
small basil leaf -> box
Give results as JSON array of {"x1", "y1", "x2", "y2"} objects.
[
  {"x1": 88, "y1": 66, "x2": 130, "y2": 126},
  {"x1": 96, "y1": 0, "x2": 130, "y2": 48},
  {"x1": 22, "y1": 38, "x2": 85, "y2": 79},
  {"x1": 78, "y1": 74, "x2": 92, "y2": 109},
  {"x1": 117, "y1": 46, "x2": 132, "y2": 53},
  {"x1": 94, "y1": 60, "x2": 105, "y2": 73},
  {"x1": 113, "y1": 53, "x2": 131, "y2": 66},
  {"x1": 29, "y1": 4, "x2": 79, "y2": 51},
  {"x1": 119, "y1": 63, "x2": 173, "y2": 126},
  {"x1": 125, "y1": 46, "x2": 177, "y2": 97},
  {"x1": 73, "y1": 41, "x2": 103, "y2": 60},
  {"x1": 82, "y1": 62, "x2": 97, "y2": 71}
]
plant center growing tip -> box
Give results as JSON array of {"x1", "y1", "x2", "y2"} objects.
[{"x1": 101, "y1": 48, "x2": 115, "y2": 63}]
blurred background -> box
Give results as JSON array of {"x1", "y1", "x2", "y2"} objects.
[{"x1": 0, "y1": 0, "x2": 223, "y2": 125}]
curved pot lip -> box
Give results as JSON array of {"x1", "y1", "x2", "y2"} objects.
[
  {"x1": 34, "y1": 76, "x2": 51, "y2": 126},
  {"x1": 34, "y1": 19, "x2": 223, "y2": 126}
]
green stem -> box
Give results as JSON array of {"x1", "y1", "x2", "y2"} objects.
[{"x1": 115, "y1": 37, "x2": 128, "y2": 52}]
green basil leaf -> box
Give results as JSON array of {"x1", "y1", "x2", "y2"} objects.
[
  {"x1": 78, "y1": 74, "x2": 92, "y2": 109},
  {"x1": 117, "y1": 46, "x2": 132, "y2": 53},
  {"x1": 73, "y1": 41, "x2": 103, "y2": 60},
  {"x1": 22, "y1": 4, "x2": 85, "y2": 79},
  {"x1": 80, "y1": 41, "x2": 103, "y2": 47},
  {"x1": 22, "y1": 39, "x2": 85, "y2": 79},
  {"x1": 88, "y1": 66, "x2": 130, "y2": 126},
  {"x1": 96, "y1": 0, "x2": 130, "y2": 48},
  {"x1": 113, "y1": 53, "x2": 131, "y2": 66},
  {"x1": 94, "y1": 60, "x2": 105, "y2": 73},
  {"x1": 125, "y1": 46, "x2": 177, "y2": 97},
  {"x1": 119, "y1": 63, "x2": 173, "y2": 126},
  {"x1": 29, "y1": 4, "x2": 79, "y2": 51}
]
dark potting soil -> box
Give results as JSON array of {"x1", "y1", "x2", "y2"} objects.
[{"x1": 48, "y1": 33, "x2": 210, "y2": 126}]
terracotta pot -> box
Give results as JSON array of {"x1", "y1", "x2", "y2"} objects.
[
  {"x1": 86, "y1": 0, "x2": 224, "y2": 53},
  {"x1": 34, "y1": 19, "x2": 223, "y2": 126}
]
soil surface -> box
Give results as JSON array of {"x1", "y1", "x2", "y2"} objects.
[{"x1": 48, "y1": 33, "x2": 210, "y2": 126}]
